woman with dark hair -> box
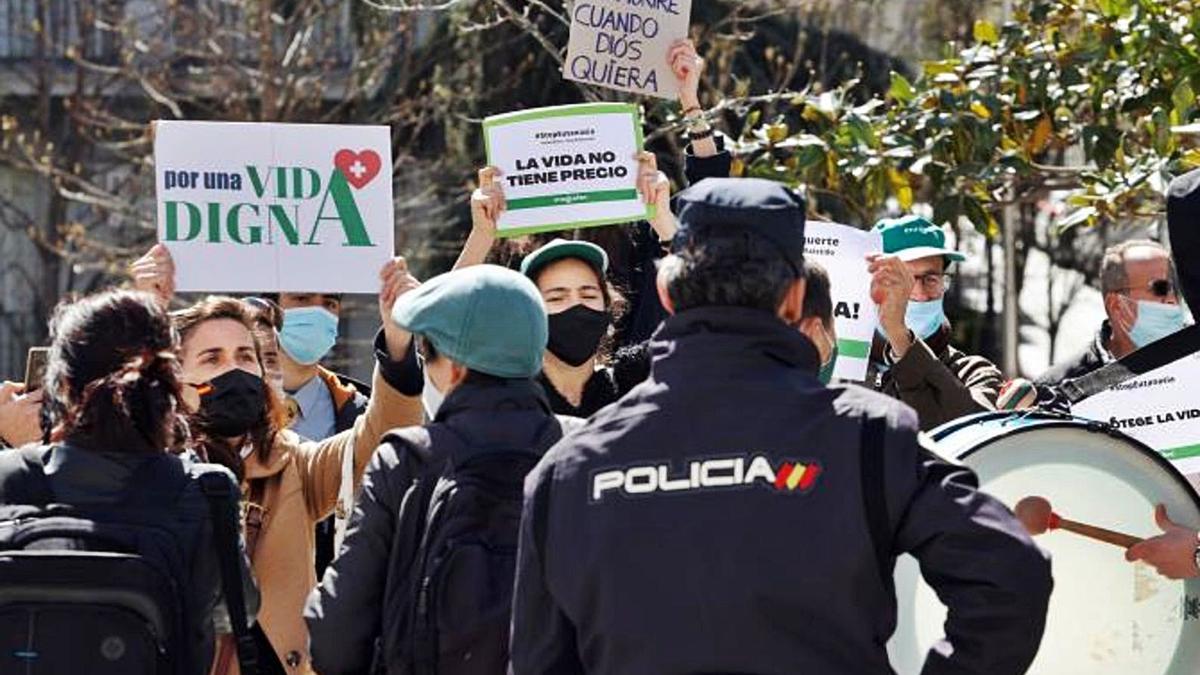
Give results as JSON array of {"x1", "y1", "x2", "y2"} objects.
[
  {"x1": 449, "y1": 156, "x2": 674, "y2": 418},
  {"x1": 170, "y1": 259, "x2": 424, "y2": 675},
  {"x1": 0, "y1": 289, "x2": 257, "y2": 674}
]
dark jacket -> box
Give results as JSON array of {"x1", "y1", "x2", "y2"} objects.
[
  {"x1": 1167, "y1": 167, "x2": 1200, "y2": 309},
  {"x1": 0, "y1": 444, "x2": 259, "y2": 675},
  {"x1": 511, "y1": 307, "x2": 1052, "y2": 675},
  {"x1": 1034, "y1": 320, "x2": 1114, "y2": 386},
  {"x1": 304, "y1": 378, "x2": 570, "y2": 675},
  {"x1": 868, "y1": 324, "x2": 1004, "y2": 431},
  {"x1": 614, "y1": 138, "x2": 734, "y2": 348},
  {"x1": 313, "y1": 367, "x2": 370, "y2": 579},
  {"x1": 539, "y1": 342, "x2": 653, "y2": 418}
]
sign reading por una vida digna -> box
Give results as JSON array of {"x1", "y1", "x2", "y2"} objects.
[{"x1": 154, "y1": 121, "x2": 395, "y2": 293}]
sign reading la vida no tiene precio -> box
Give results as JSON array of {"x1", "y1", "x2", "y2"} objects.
[
  {"x1": 154, "y1": 121, "x2": 395, "y2": 293},
  {"x1": 562, "y1": 0, "x2": 693, "y2": 99},
  {"x1": 484, "y1": 103, "x2": 650, "y2": 236}
]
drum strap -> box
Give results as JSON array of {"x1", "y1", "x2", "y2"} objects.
[
  {"x1": 1060, "y1": 323, "x2": 1200, "y2": 403},
  {"x1": 859, "y1": 415, "x2": 893, "y2": 594}
]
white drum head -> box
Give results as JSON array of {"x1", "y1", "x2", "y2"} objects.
[{"x1": 888, "y1": 418, "x2": 1200, "y2": 675}]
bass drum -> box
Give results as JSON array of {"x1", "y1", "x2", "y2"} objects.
[{"x1": 887, "y1": 411, "x2": 1200, "y2": 675}]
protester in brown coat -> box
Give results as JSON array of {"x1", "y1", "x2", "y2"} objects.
[
  {"x1": 168, "y1": 260, "x2": 423, "y2": 675},
  {"x1": 866, "y1": 215, "x2": 1003, "y2": 430}
]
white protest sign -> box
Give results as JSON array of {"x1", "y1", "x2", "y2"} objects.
[
  {"x1": 484, "y1": 103, "x2": 650, "y2": 237},
  {"x1": 154, "y1": 121, "x2": 394, "y2": 293},
  {"x1": 1074, "y1": 351, "x2": 1200, "y2": 490},
  {"x1": 562, "y1": 0, "x2": 693, "y2": 99},
  {"x1": 804, "y1": 222, "x2": 883, "y2": 381}
]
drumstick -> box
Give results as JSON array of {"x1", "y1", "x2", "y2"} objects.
[{"x1": 1014, "y1": 496, "x2": 1143, "y2": 549}]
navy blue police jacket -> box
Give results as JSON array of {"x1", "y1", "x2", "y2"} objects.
[{"x1": 510, "y1": 306, "x2": 1053, "y2": 675}]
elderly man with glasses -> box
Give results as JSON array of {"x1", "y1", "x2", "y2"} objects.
[
  {"x1": 1036, "y1": 239, "x2": 1186, "y2": 387},
  {"x1": 865, "y1": 215, "x2": 1004, "y2": 430}
]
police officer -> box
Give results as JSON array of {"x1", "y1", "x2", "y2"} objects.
[{"x1": 510, "y1": 178, "x2": 1053, "y2": 675}]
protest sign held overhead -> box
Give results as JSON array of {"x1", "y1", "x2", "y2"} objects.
[
  {"x1": 483, "y1": 103, "x2": 650, "y2": 237},
  {"x1": 1074, "y1": 352, "x2": 1200, "y2": 492},
  {"x1": 563, "y1": 0, "x2": 693, "y2": 99},
  {"x1": 154, "y1": 121, "x2": 394, "y2": 293},
  {"x1": 803, "y1": 222, "x2": 883, "y2": 381}
]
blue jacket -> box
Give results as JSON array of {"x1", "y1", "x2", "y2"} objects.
[{"x1": 511, "y1": 306, "x2": 1052, "y2": 675}]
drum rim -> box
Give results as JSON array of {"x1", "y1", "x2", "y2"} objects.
[{"x1": 932, "y1": 411, "x2": 1200, "y2": 513}]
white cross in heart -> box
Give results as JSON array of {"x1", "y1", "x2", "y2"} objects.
[{"x1": 349, "y1": 161, "x2": 367, "y2": 179}]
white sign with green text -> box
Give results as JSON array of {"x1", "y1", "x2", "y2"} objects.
[
  {"x1": 154, "y1": 120, "x2": 394, "y2": 293},
  {"x1": 1074, "y1": 352, "x2": 1200, "y2": 491},
  {"x1": 804, "y1": 222, "x2": 883, "y2": 381},
  {"x1": 484, "y1": 103, "x2": 650, "y2": 237}
]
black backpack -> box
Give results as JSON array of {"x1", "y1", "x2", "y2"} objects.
[
  {"x1": 0, "y1": 446, "x2": 258, "y2": 675},
  {"x1": 376, "y1": 416, "x2": 577, "y2": 675}
]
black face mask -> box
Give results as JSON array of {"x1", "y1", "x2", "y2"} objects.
[
  {"x1": 547, "y1": 304, "x2": 610, "y2": 367},
  {"x1": 196, "y1": 368, "x2": 266, "y2": 438}
]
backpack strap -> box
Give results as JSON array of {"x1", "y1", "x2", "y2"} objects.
[
  {"x1": 1060, "y1": 322, "x2": 1200, "y2": 403},
  {"x1": 242, "y1": 478, "x2": 267, "y2": 563},
  {"x1": 9, "y1": 445, "x2": 54, "y2": 505},
  {"x1": 859, "y1": 415, "x2": 893, "y2": 594},
  {"x1": 197, "y1": 470, "x2": 260, "y2": 675}
]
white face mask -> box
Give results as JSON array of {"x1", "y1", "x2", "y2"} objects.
[{"x1": 421, "y1": 373, "x2": 445, "y2": 421}]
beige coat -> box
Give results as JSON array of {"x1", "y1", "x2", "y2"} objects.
[{"x1": 234, "y1": 365, "x2": 421, "y2": 674}]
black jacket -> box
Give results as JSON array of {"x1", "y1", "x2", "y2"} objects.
[
  {"x1": 615, "y1": 138, "x2": 734, "y2": 348},
  {"x1": 1035, "y1": 321, "x2": 1114, "y2": 386},
  {"x1": 511, "y1": 307, "x2": 1052, "y2": 675},
  {"x1": 539, "y1": 342, "x2": 653, "y2": 418},
  {"x1": 304, "y1": 378, "x2": 571, "y2": 675}
]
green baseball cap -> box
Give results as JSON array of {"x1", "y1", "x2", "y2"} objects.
[
  {"x1": 873, "y1": 215, "x2": 967, "y2": 264},
  {"x1": 520, "y1": 238, "x2": 609, "y2": 280},
  {"x1": 390, "y1": 265, "x2": 548, "y2": 379}
]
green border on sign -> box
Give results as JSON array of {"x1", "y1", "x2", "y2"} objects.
[
  {"x1": 482, "y1": 103, "x2": 651, "y2": 238},
  {"x1": 837, "y1": 339, "x2": 871, "y2": 360},
  {"x1": 1161, "y1": 443, "x2": 1200, "y2": 461}
]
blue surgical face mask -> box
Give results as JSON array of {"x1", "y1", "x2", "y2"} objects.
[
  {"x1": 1125, "y1": 297, "x2": 1186, "y2": 349},
  {"x1": 278, "y1": 306, "x2": 339, "y2": 365},
  {"x1": 905, "y1": 298, "x2": 947, "y2": 340}
]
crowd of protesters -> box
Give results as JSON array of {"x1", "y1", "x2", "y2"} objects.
[{"x1": 0, "y1": 37, "x2": 1198, "y2": 675}]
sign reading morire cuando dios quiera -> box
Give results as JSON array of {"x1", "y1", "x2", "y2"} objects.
[
  {"x1": 153, "y1": 120, "x2": 394, "y2": 293},
  {"x1": 484, "y1": 103, "x2": 650, "y2": 237},
  {"x1": 563, "y1": 0, "x2": 693, "y2": 99}
]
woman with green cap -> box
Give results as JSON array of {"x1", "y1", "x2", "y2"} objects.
[
  {"x1": 456, "y1": 156, "x2": 674, "y2": 417},
  {"x1": 305, "y1": 264, "x2": 579, "y2": 675}
]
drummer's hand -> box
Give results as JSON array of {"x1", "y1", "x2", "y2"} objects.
[{"x1": 1125, "y1": 505, "x2": 1200, "y2": 579}]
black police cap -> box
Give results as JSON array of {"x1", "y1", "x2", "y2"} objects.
[{"x1": 673, "y1": 178, "x2": 807, "y2": 272}]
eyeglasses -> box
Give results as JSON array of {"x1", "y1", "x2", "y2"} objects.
[
  {"x1": 242, "y1": 296, "x2": 283, "y2": 331},
  {"x1": 913, "y1": 273, "x2": 952, "y2": 294},
  {"x1": 1114, "y1": 279, "x2": 1175, "y2": 299}
]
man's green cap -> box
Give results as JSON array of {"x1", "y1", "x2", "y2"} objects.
[
  {"x1": 520, "y1": 238, "x2": 609, "y2": 280},
  {"x1": 390, "y1": 265, "x2": 547, "y2": 379},
  {"x1": 873, "y1": 215, "x2": 967, "y2": 264}
]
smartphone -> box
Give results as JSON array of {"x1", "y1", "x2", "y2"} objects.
[{"x1": 23, "y1": 347, "x2": 49, "y2": 393}]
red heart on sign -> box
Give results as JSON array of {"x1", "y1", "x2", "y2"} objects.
[{"x1": 334, "y1": 149, "x2": 382, "y2": 189}]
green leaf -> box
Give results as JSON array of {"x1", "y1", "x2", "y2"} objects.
[
  {"x1": 1055, "y1": 206, "x2": 1097, "y2": 231},
  {"x1": 1173, "y1": 80, "x2": 1196, "y2": 120},
  {"x1": 922, "y1": 60, "x2": 961, "y2": 77},
  {"x1": 963, "y1": 196, "x2": 998, "y2": 237},
  {"x1": 889, "y1": 72, "x2": 915, "y2": 103},
  {"x1": 973, "y1": 19, "x2": 999, "y2": 45}
]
